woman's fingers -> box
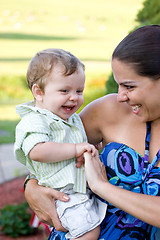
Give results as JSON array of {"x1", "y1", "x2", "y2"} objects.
[
  {"x1": 25, "y1": 179, "x2": 69, "y2": 230},
  {"x1": 84, "y1": 152, "x2": 107, "y2": 192}
]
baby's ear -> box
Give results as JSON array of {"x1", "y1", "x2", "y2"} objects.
[{"x1": 32, "y1": 83, "x2": 44, "y2": 101}]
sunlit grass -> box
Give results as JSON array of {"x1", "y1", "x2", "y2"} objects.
[
  {"x1": 0, "y1": 0, "x2": 143, "y2": 77},
  {"x1": 0, "y1": 104, "x2": 20, "y2": 120}
]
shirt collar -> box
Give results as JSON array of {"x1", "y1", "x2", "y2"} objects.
[{"x1": 16, "y1": 100, "x2": 78, "y2": 126}]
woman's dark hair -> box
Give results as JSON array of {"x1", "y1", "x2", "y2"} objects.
[{"x1": 112, "y1": 25, "x2": 160, "y2": 80}]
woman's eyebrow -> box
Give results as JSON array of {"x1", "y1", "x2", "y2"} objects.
[{"x1": 119, "y1": 81, "x2": 135, "y2": 86}]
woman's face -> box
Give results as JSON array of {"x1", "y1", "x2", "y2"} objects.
[{"x1": 112, "y1": 58, "x2": 160, "y2": 122}]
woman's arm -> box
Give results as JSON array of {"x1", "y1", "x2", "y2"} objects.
[
  {"x1": 24, "y1": 179, "x2": 69, "y2": 230},
  {"x1": 84, "y1": 152, "x2": 160, "y2": 228}
]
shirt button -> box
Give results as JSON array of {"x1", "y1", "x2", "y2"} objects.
[{"x1": 80, "y1": 195, "x2": 86, "y2": 201}]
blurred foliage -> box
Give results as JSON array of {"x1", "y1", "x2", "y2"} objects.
[
  {"x1": 136, "y1": 0, "x2": 160, "y2": 25},
  {"x1": 0, "y1": 202, "x2": 34, "y2": 237},
  {"x1": 105, "y1": 72, "x2": 118, "y2": 94},
  {"x1": 0, "y1": 75, "x2": 31, "y2": 101}
]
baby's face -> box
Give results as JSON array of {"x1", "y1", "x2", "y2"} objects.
[{"x1": 37, "y1": 64, "x2": 85, "y2": 121}]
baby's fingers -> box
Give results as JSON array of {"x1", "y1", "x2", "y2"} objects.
[{"x1": 76, "y1": 155, "x2": 84, "y2": 168}]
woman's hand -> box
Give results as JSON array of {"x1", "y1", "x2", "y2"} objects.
[
  {"x1": 84, "y1": 151, "x2": 108, "y2": 193},
  {"x1": 84, "y1": 153, "x2": 160, "y2": 228},
  {"x1": 24, "y1": 179, "x2": 69, "y2": 231}
]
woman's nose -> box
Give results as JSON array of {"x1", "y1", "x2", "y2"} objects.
[{"x1": 117, "y1": 87, "x2": 128, "y2": 102}]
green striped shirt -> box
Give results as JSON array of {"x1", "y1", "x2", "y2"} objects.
[{"x1": 14, "y1": 101, "x2": 87, "y2": 193}]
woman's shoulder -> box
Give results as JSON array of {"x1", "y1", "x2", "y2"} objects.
[
  {"x1": 80, "y1": 94, "x2": 132, "y2": 145},
  {"x1": 80, "y1": 93, "x2": 131, "y2": 123}
]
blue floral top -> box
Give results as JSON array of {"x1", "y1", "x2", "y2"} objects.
[{"x1": 48, "y1": 122, "x2": 160, "y2": 240}]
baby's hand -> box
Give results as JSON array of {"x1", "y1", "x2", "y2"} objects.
[
  {"x1": 75, "y1": 143, "x2": 96, "y2": 168},
  {"x1": 75, "y1": 143, "x2": 96, "y2": 157}
]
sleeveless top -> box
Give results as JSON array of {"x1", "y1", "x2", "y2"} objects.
[{"x1": 48, "y1": 122, "x2": 160, "y2": 240}]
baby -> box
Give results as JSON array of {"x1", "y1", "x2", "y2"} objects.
[{"x1": 14, "y1": 48, "x2": 107, "y2": 239}]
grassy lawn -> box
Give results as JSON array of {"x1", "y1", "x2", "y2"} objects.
[
  {"x1": 0, "y1": 0, "x2": 143, "y2": 143},
  {"x1": 0, "y1": 0, "x2": 143, "y2": 77}
]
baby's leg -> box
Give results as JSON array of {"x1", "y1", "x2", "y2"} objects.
[{"x1": 72, "y1": 225, "x2": 100, "y2": 240}]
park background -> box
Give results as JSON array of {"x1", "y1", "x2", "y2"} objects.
[
  {"x1": 1, "y1": 0, "x2": 160, "y2": 239},
  {"x1": 0, "y1": 0, "x2": 144, "y2": 144}
]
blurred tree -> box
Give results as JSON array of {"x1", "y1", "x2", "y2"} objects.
[
  {"x1": 105, "y1": 72, "x2": 118, "y2": 94},
  {"x1": 106, "y1": 0, "x2": 160, "y2": 94},
  {"x1": 136, "y1": 0, "x2": 160, "y2": 25}
]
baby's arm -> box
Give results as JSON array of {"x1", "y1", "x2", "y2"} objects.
[{"x1": 29, "y1": 142, "x2": 96, "y2": 163}]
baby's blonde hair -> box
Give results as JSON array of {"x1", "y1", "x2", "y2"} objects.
[{"x1": 27, "y1": 48, "x2": 85, "y2": 92}]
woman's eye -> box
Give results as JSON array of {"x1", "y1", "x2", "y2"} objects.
[{"x1": 125, "y1": 85, "x2": 134, "y2": 90}]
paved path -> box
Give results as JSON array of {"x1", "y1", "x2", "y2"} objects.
[{"x1": 0, "y1": 144, "x2": 29, "y2": 184}]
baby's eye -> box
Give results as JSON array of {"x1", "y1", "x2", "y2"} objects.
[
  {"x1": 60, "y1": 89, "x2": 68, "y2": 93},
  {"x1": 77, "y1": 90, "x2": 83, "y2": 94}
]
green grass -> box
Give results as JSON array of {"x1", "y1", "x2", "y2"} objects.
[
  {"x1": 0, "y1": 104, "x2": 19, "y2": 143},
  {"x1": 0, "y1": 120, "x2": 19, "y2": 144},
  {"x1": 0, "y1": 0, "x2": 144, "y2": 143},
  {"x1": 0, "y1": 0, "x2": 143, "y2": 76}
]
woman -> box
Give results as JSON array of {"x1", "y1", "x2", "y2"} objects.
[{"x1": 25, "y1": 25, "x2": 160, "y2": 239}]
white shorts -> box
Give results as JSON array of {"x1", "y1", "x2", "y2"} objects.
[{"x1": 56, "y1": 189, "x2": 107, "y2": 239}]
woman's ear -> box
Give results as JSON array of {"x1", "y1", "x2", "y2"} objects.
[{"x1": 32, "y1": 84, "x2": 44, "y2": 102}]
